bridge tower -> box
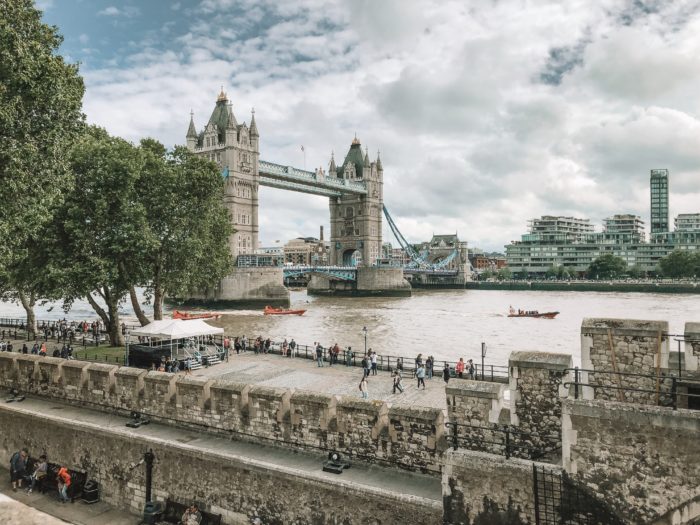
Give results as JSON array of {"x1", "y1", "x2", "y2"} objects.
[
  {"x1": 186, "y1": 89, "x2": 259, "y2": 263},
  {"x1": 328, "y1": 138, "x2": 383, "y2": 266}
]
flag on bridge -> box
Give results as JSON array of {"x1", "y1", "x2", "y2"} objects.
[{"x1": 301, "y1": 145, "x2": 305, "y2": 152}]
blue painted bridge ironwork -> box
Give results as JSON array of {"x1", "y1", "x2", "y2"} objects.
[{"x1": 283, "y1": 265, "x2": 357, "y2": 281}]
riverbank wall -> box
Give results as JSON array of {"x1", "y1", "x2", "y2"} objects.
[{"x1": 466, "y1": 281, "x2": 700, "y2": 293}]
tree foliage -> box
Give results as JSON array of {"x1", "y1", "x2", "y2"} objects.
[
  {"x1": 587, "y1": 254, "x2": 627, "y2": 279},
  {"x1": 0, "y1": 0, "x2": 84, "y2": 268},
  {"x1": 658, "y1": 250, "x2": 700, "y2": 278}
]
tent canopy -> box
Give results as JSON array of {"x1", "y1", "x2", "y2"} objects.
[{"x1": 129, "y1": 319, "x2": 223, "y2": 339}]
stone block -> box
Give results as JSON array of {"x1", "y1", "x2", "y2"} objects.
[
  {"x1": 15, "y1": 355, "x2": 43, "y2": 394},
  {"x1": 175, "y1": 376, "x2": 213, "y2": 425},
  {"x1": 209, "y1": 381, "x2": 250, "y2": 431},
  {"x1": 36, "y1": 357, "x2": 64, "y2": 396},
  {"x1": 247, "y1": 386, "x2": 291, "y2": 441},
  {"x1": 0, "y1": 353, "x2": 18, "y2": 387},
  {"x1": 388, "y1": 405, "x2": 444, "y2": 472},
  {"x1": 335, "y1": 398, "x2": 389, "y2": 460},
  {"x1": 114, "y1": 367, "x2": 147, "y2": 410},
  {"x1": 289, "y1": 391, "x2": 337, "y2": 448},
  {"x1": 684, "y1": 322, "x2": 700, "y2": 372},
  {"x1": 60, "y1": 360, "x2": 89, "y2": 400},
  {"x1": 86, "y1": 363, "x2": 117, "y2": 405},
  {"x1": 446, "y1": 380, "x2": 505, "y2": 425}
]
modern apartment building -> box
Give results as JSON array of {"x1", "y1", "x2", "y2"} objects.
[
  {"x1": 505, "y1": 170, "x2": 699, "y2": 275},
  {"x1": 650, "y1": 169, "x2": 669, "y2": 234}
]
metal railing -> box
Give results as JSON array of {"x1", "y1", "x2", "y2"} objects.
[
  {"x1": 565, "y1": 367, "x2": 700, "y2": 410},
  {"x1": 445, "y1": 421, "x2": 561, "y2": 460}
]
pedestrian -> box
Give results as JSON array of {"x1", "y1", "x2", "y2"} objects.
[
  {"x1": 426, "y1": 355, "x2": 434, "y2": 379},
  {"x1": 57, "y1": 465, "x2": 71, "y2": 503},
  {"x1": 9, "y1": 448, "x2": 28, "y2": 491},
  {"x1": 289, "y1": 339, "x2": 296, "y2": 357},
  {"x1": 361, "y1": 355, "x2": 370, "y2": 377},
  {"x1": 31, "y1": 342, "x2": 38, "y2": 355},
  {"x1": 443, "y1": 363, "x2": 451, "y2": 384},
  {"x1": 415, "y1": 353, "x2": 423, "y2": 368},
  {"x1": 345, "y1": 346, "x2": 353, "y2": 366},
  {"x1": 332, "y1": 343, "x2": 340, "y2": 365},
  {"x1": 392, "y1": 370, "x2": 404, "y2": 393},
  {"x1": 416, "y1": 364, "x2": 426, "y2": 389},
  {"x1": 328, "y1": 342, "x2": 334, "y2": 367},
  {"x1": 315, "y1": 343, "x2": 324, "y2": 367},
  {"x1": 22, "y1": 343, "x2": 28, "y2": 354},
  {"x1": 359, "y1": 376, "x2": 368, "y2": 399},
  {"x1": 27, "y1": 454, "x2": 48, "y2": 494},
  {"x1": 456, "y1": 357, "x2": 465, "y2": 378},
  {"x1": 370, "y1": 349, "x2": 378, "y2": 375},
  {"x1": 468, "y1": 359, "x2": 476, "y2": 380},
  {"x1": 282, "y1": 339, "x2": 288, "y2": 357}
]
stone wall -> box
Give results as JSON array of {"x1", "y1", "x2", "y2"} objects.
[
  {"x1": 356, "y1": 267, "x2": 412, "y2": 297},
  {"x1": 0, "y1": 353, "x2": 444, "y2": 475},
  {"x1": 685, "y1": 322, "x2": 700, "y2": 372},
  {"x1": 580, "y1": 318, "x2": 671, "y2": 405},
  {"x1": 509, "y1": 351, "x2": 571, "y2": 458},
  {"x1": 0, "y1": 402, "x2": 442, "y2": 525},
  {"x1": 562, "y1": 398, "x2": 700, "y2": 524},
  {"x1": 442, "y1": 448, "x2": 545, "y2": 524},
  {"x1": 188, "y1": 267, "x2": 290, "y2": 308}
]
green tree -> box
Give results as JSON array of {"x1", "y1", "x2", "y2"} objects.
[
  {"x1": 658, "y1": 250, "x2": 700, "y2": 278},
  {"x1": 52, "y1": 127, "x2": 155, "y2": 346},
  {"x1": 128, "y1": 142, "x2": 232, "y2": 321},
  {"x1": 627, "y1": 264, "x2": 644, "y2": 279},
  {"x1": 587, "y1": 254, "x2": 627, "y2": 279},
  {"x1": 480, "y1": 270, "x2": 493, "y2": 280},
  {"x1": 496, "y1": 267, "x2": 512, "y2": 280},
  {"x1": 0, "y1": 0, "x2": 84, "y2": 329}
]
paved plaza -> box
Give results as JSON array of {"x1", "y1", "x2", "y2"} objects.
[{"x1": 194, "y1": 351, "x2": 452, "y2": 410}]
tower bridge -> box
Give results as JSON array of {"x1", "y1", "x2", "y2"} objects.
[{"x1": 185, "y1": 89, "x2": 409, "y2": 304}]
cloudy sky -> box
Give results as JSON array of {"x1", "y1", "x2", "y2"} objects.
[{"x1": 39, "y1": 0, "x2": 700, "y2": 252}]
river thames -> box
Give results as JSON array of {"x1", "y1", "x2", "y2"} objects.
[{"x1": 2, "y1": 289, "x2": 697, "y2": 366}]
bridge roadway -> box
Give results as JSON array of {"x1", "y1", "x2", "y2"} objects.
[{"x1": 258, "y1": 159, "x2": 367, "y2": 197}]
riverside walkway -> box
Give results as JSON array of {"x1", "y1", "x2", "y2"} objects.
[{"x1": 193, "y1": 351, "x2": 457, "y2": 410}]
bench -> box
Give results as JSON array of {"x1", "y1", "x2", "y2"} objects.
[
  {"x1": 158, "y1": 499, "x2": 222, "y2": 525},
  {"x1": 25, "y1": 459, "x2": 87, "y2": 502}
]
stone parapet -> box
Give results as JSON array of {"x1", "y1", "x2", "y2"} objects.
[
  {"x1": 15, "y1": 354, "x2": 42, "y2": 393},
  {"x1": 580, "y1": 318, "x2": 671, "y2": 405},
  {"x1": 114, "y1": 367, "x2": 147, "y2": 410},
  {"x1": 684, "y1": 322, "x2": 700, "y2": 372},
  {"x1": 0, "y1": 353, "x2": 17, "y2": 387},
  {"x1": 209, "y1": 381, "x2": 250, "y2": 430},
  {"x1": 175, "y1": 376, "x2": 212, "y2": 425},
  {"x1": 60, "y1": 360, "x2": 89, "y2": 400},
  {"x1": 247, "y1": 385, "x2": 291, "y2": 441},
  {"x1": 509, "y1": 351, "x2": 572, "y2": 457},
  {"x1": 86, "y1": 363, "x2": 117, "y2": 405},
  {"x1": 446, "y1": 380, "x2": 505, "y2": 426},
  {"x1": 143, "y1": 371, "x2": 177, "y2": 416},
  {"x1": 289, "y1": 391, "x2": 337, "y2": 447},
  {"x1": 562, "y1": 398, "x2": 700, "y2": 524},
  {"x1": 335, "y1": 398, "x2": 389, "y2": 462},
  {"x1": 36, "y1": 357, "x2": 64, "y2": 396},
  {"x1": 388, "y1": 405, "x2": 444, "y2": 473}
]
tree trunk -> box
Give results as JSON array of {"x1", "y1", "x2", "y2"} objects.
[
  {"x1": 128, "y1": 285, "x2": 150, "y2": 326},
  {"x1": 86, "y1": 287, "x2": 124, "y2": 347},
  {"x1": 153, "y1": 286, "x2": 164, "y2": 321},
  {"x1": 18, "y1": 290, "x2": 36, "y2": 337}
]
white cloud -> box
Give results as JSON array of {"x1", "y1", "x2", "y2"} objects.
[
  {"x1": 76, "y1": 0, "x2": 700, "y2": 251},
  {"x1": 97, "y1": 5, "x2": 140, "y2": 17}
]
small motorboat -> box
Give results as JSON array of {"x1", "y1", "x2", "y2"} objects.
[
  {"x1": 264, "y1": 305, "x2": 306, "y2": 316},
  {"x1": 508, "y1": 307, "x2": 558, "y2": 319},
  {"x1": 173, "y1": 310, "x2": 222, "y2": 320}
]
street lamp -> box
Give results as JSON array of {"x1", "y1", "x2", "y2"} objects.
[
  {"x1": 481, "y1": 341, "x2": 487, "y2": 381},
  {"x1": 362, "y1": 326, "x2": 367, "y2": 356}
]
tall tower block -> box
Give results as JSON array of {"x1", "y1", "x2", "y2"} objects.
[
  {"x1": 186, "y1": 89, "x2": 260, "y2": 263},
  {"x1": 328, "y1": 138, "x2": 383, "y2": 266},
  {"x1": 650, "y1": 169, "x2": 669, "y2": 234}
]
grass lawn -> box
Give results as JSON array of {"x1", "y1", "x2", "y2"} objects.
[{"x1": 73, "y1": 346, "x2": 126, "y2": 364}]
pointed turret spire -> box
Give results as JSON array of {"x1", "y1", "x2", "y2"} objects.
[
  {"x1": 376, "y1": 150, "x2": 383, "y2": 171},
  {"x1": 186, "y1": 110, "x2": 197, "y2": 138},
  {"x1": 249, "y1": 107, "x2": 258, "y2": 137},
  {"x1": 226, "y1": 102, "x2": 237, "y2": 129},
  {"x1": 329, "y1": 151, "x2": 336, "y2": 172},
  {"x1": 363, "y1": 146, "x2": 370, "y2": 168}
]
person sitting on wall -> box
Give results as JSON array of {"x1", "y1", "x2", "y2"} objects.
[
  {"x1": 180, "y1": 502, "x2": 202, "y2": 525},
  {"x1": 56, "y1": 465, "x2": 71, "y2": 503},
  {"x1": 27, "y1": 454, "x2": 48, "y2": 494},
  {"x1": 9, "y1": 448, "x2": 28, "y2": 491}
]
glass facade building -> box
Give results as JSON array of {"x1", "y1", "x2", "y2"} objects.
[{"x1": 650, "y1": 169, "x2": 669, "y2": 234}]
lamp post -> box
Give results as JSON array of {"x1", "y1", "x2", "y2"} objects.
[
  {"x1": 481, "y1": 341, "x2": 487, "y2": 381},
  {"x1": 362, "y1": 326, "x2": 367, "y2": 356}
]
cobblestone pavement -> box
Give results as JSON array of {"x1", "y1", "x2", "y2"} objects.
[
  {"x1": 0, "y1": 484, "x2": 135, "y2": 525},
  {"x1": 194, "y1": 351, "x2": 451, "y2": 410}
]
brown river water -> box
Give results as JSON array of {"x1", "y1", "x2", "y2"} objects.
[
  {"x1": 2, "y1": 289, "x2": 697, "y2": 367},
  {"x1": 206, "y1": 289, "x2": 699, "y2": 367}
]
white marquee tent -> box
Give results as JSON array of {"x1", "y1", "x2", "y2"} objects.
[{"x1": 129, "y1": 319, "x2": 224, "y2": 339}]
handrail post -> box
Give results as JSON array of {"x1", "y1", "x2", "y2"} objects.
[
  {"x1": 505, "y1": 428, "x2": 511, "y2": 459},
  {"x1": 574, "y1": 367, "x2": 580, "y2": 400},
  {"x1": 672, "y1": 377, "x2": 677, "y2": 410},
  {"x1": 452, "y1": 423, "x2": 458, "y2": 450}
]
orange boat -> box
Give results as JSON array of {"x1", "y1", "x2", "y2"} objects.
[
  {"x1": 264, "y1": 305, "x2": 306, "y2": 316},
  {"x1": 173, "y1": 310, "x2": 222, "y2": 320},
  {"x1": 508, "y1": 309, "x2": 559, "y2": 319}
]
